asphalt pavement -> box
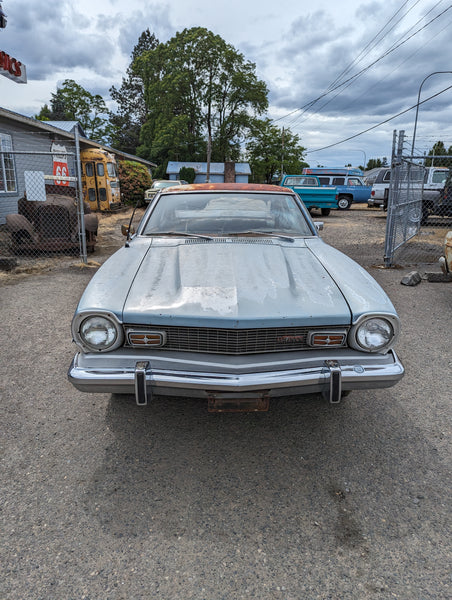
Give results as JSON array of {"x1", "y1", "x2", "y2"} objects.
[{"x1": 1, "y1": 207, "x2": 451, "y2": 600}]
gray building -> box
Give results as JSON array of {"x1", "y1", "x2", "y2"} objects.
[
  {"x1": 167, "y1": 161, "x2": 251, "y2": 184},
  {"x1": 0, "y1": 107, "x2": 155, "y2": 224}
]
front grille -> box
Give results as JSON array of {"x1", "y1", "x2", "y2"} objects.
[{"x1": 124, "y1": 325, "x2": 349, "y2": 355}]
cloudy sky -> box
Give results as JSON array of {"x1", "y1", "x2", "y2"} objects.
[{"x1": 1, "y1": 0, "x2": 452, "y2": 167}]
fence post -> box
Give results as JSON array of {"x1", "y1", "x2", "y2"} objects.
[
  {"x1": 74, "y1": 128, "x2": 87, "y2": 263},
  {"x1": 384, "y1": 130, "x2": 404, "y2": 267}
]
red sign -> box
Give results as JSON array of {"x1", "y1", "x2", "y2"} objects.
[
  {"x1": 0, "y1": 50, "x2": 27, "y2": 83},
  {"x1": 53, "y1": 161, "x2": 70, "y2": 186},
  {"x1": 51, "y1": 143, "x2": 69, "y2": 186}
]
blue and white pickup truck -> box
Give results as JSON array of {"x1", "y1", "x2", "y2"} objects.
[
  {"x1": 302, "y1": 168, "x2": 372, "y2": 209},
  {"x1": 280, "y1": 174, "x2": 338, "y2": 216}
]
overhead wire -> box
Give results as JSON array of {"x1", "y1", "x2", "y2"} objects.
[
  {"x1": 274, "y1": 2, "x2": 452, "y2": 129},
  {"x1": 305, "y1": 83, "x2": 452, "y2": 153},
  {"x1": 278, "y1": 1, "x2": 418, "y2": 126},
  {"x1": 326, "y1": 0, "x2": 420, "y2": 91},
  {"x1": 287, "y1": 9, "x2": 452, "y2": 133}
]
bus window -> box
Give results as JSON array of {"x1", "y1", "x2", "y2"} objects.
[
  {"x1": 88, "y1": 188, "x2": 96, "y2": 203},
  {"x1": 97, "y1": 163, "x2": 105, "y2": 177},
  {"x1": 99, "y1": 188, "x2": 107, "y2": 203},
  {"x1": 85, "y1": 163, "x2": 94, "y2": 177},
  {"x1": 107, "y1": 162, "x2": 117, "y2": 177}
]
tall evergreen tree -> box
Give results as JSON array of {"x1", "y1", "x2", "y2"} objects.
[{"x1": 109, "y1": 29, "x2": 159, "y2": 154}]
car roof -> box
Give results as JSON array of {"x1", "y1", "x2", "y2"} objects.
[{"x1": 160, "y1": 182, "x2": 292, "y2": 194}]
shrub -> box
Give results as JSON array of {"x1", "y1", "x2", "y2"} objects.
[
  {"x1": 117, "y1": 160, "x2": 152, "y2": 206},
  {"x1": 179, "y1": 166, "x2": 196, "y2": 184}
]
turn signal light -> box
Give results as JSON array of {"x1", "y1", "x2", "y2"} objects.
[
  {"x1": 128, "y1": 331, "x2": 167, "y2": 347},
  {"x1": 309, "y1": 332, "x2": 346, "y2": 347}
]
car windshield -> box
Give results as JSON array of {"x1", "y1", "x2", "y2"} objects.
[
  {"x1": 141, "y1": 192, "x2": 313, "y2": 237},
  {"x1": 153, "y1": 181, "x2": 180, "y2": 189}
]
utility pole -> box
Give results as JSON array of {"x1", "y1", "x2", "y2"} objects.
[{"x1": 281, "y1": 127, "x2": 285, "y2": 179}]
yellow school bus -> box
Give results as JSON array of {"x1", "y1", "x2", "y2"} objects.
[{"x1": 80, "y1": 149, "x2": 121, "y2": 211}]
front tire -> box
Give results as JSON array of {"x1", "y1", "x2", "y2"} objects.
[{"x1": 337, "y1": 196, "x2": 352, "y2": 210}]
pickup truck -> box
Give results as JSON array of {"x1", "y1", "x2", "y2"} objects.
[
  {"x1": 302, "y1": 168, "x2": 372, "y2": 209},
  {"x1": 367, "y1": 167, "x2": 450, "y2": 220},
  {"x1": 280, "y1": 175, "x2": 338, "y2": 216},
  {"x1": 423, "y1": 168, "x2": 452, "y2": 223}
]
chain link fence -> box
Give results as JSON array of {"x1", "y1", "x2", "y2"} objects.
[
  {"x1": 384, "y1": 130, "x2": 452, "y2": 268},
  {"x1": 0, "y1": 129, "x2": 93, "y2": 269}
]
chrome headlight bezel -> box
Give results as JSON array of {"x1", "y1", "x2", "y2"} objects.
[
  {"x1": 72, "y1": 311, "x2": 124, "y2": 353},
  {"x1": 348, "y1": 313, "x2": 400, "y2": 353}
]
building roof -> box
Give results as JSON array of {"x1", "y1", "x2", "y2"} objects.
[
  {"x1": 0, "y1": 106, "x2": 156, "y2": 169},
  {"x1": 167, "y1": 161, "x2": 251, "y2": 175},
  {"x1": 45, "y1": 120, "x2": 86, "y2": 136}
]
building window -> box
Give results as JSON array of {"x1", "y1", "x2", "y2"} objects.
[{"x1": 0, "y1": 133, "x2": 17, "y2": 193}]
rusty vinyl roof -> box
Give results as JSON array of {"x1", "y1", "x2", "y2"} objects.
[{"x1": 162, "y1": 182, "x2": 292, "y2": 193}]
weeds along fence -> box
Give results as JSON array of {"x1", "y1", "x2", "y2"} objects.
[
  {"x1": 0, "y1": 129, "x2": 92, "y2": 267},
  {"x1": 384, "y1": 130, "x2": 452, "y2": 268}
]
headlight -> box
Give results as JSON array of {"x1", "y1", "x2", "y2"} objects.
[
  {"x1": 75, "y1": 313, "x2": 123, "y2": 352},
  {"x1": 349, "y1": 315, "x2": 399, "y2": 353}
]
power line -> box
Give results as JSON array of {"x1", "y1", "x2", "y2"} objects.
[
  {"x1": 287, "y1": 11, "x2": 452, "y2": 135},
  {"x1": 305, "y1": 83, "x2": 452, "y2": 154},
  {"x1": 274, "y1": 3, "x2": 452, "y2": 127},
  {"x1": 326, "y1": 0, "x2": 419, "y2": 92}
]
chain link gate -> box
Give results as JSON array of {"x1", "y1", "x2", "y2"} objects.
[
  {"x1": 0, "y1": 128, "x2": 92, "y2": 266},
  {"x1": 384, "y1": 130, "x2": 452, "y2": 268}
]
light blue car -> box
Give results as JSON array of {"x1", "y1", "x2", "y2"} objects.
[{"x1": 68, "y1": 183, "x2": 404, "y2": 410}]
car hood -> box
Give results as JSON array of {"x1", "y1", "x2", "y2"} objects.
[{"x1": 121, "y1": 239, "x2": 351, "y2": 328}]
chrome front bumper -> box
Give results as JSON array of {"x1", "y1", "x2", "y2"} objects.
[{"x1": 68, "y1": 348, "x2": 404, "y2": 405}]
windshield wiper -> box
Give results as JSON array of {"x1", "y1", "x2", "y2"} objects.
[
  {"x1": 145, "y1": 231, "x2": 214, "y2": 240},
  {"x1": 226, "y1": 230, "x2": 295, "y2": 242}
]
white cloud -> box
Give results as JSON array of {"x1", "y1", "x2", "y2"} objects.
[{"x1": 1, "y1": 0, "x2": 452, "y2": 165}]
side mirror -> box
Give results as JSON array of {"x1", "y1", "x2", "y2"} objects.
[
  {"x1": 121, "y1": 224, "x2": 135, "y2": 237},
  {"x1": 314, "y1": 221, "x2": 324, "y2": 231}
]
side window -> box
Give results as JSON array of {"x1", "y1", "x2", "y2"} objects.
[
  {"x1": 318, "y1": 177, "x2": 330, "y2": 185},
  {"x1": 88, "y1": 188, "x2": 96, "y2": 203},
  {"x1": 348, "y1": 178, "x2": 362, "y2": 186},
  {"x1": 383, "y1": 170, "x2": 391, "y2": 182},
  {"x1": 0, "y1": 133, "x2": 17, "y2": 193},
  {"x1": 332, "y1": 178, "x2": 345, "y2": 185},
  {"x1": 107, "y1": 162, "x2": 117, "y2": 177},
  {"x1": 431, "y1": 170, "x2": 448, "y2": 184},
  {"x1": 97, "y1": 163, "x2": 105, "y2": 177}
]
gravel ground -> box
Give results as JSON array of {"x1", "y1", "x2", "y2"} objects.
[{"x1": 1, "y1": 206, "x2": 451, "y2": 600}]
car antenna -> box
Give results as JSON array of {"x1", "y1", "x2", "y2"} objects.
[{"x1": 125, "y1": 199, "x2": 141, "y2": 247}]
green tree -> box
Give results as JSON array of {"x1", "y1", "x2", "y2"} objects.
[
  {"x1": 366, "y1": 158, "x2": 383, "y2": 170},
  {"x1": 117, "y1": 160, "x2": 152, "y2": 206},
  {"x1": 246, "y1": 119, "x2": 307, "y2": 183},
  {"x1": 425, "y1": 141, "x2": 452, "y2": 167},
  {"x1": 36, "y1": 79, "x2": 112, "y2": 143},
  {"x1": 109, "y1": 29, "x2": 159, "y2": 154},
  {"x1": 137, "y1": 27, "x2": 268, "y2": 166},
  {"x1": 34, "y1": 103, "x2": 53, "y2": 121}
]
